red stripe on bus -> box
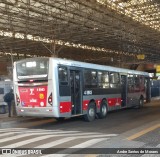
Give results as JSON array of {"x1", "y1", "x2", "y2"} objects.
[
  {"x1": 60, "y1": 102, "x2": 71, "y2": 113},
  {"x1": 83, "y1": 100, "x2": 90, "y2": 110},
  {"x1": 95, "y1": 99, "x2": 101, "y2": 108},
  {"x1": 117, "y1": 98, "x2": 122, "y2": 105},
  {"x1": 83, "y1": 100, "x2": 101, "y2": 110},
  {"x1": 108, "y1": 98, "x2": 121, "y2": 107}
]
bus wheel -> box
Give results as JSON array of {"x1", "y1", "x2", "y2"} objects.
[
  {"x1": 98, "y1": 101, "x2": 108, "y2": 119},
  {"x1": 139, "y1": 97, "x2": 144, "y2": 108},
  {"x1": 55, "y1": 117, "x2": 65, "y2": 122},
  {"x1": 136, "y1": 97, "x2": 144, "y2": 109},
  {"x1": 84, "y1": 102, "x2": 96, "y2": 122}
]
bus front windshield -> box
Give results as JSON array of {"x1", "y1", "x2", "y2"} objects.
[{"x1": 16, "y1": 58, "x2": 49, "y2": 79}]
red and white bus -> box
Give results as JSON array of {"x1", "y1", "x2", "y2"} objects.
[{"x1": 13, "y1": 57, "x2": 151, "y2": 121}]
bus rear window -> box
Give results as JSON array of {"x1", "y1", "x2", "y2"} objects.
[{"x1": 16, "y1": 59, "x2": 49, "y2": 79}]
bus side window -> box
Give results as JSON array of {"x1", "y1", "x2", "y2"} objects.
[
  {"x1": 58, "y1": 67, "x2": 68, "y2": 86},
  {"x1": 98, "y1": 71, "x2": 109, "y2": 88},
  {"x1": 139, "y1": 76, "x2": 145, "y2": 91},
  {"x1": 84, "y1": 69, "x2": 97, "y2": 88},
  {"x1": 128, "y1": 74, "x2": 134, "y2": 92},
  {"x1": 109, "y1": 72, "x2": 120, "y2": 88},
  {"x1": 135, "y1": 75, "x2": 140, "y2": 91}
]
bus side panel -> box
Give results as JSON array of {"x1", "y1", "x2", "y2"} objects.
[
  {"x1": 54, "y1": 63, "x2": 72, "y2": 117},
  {"x1": 49, "y1": 59, "x2": 62, "y2": 118},
  {"x1": 59, "y1": 96, "x2": 72, "y2": 117},
  {"x1": 127, "y1": 75, "x2": 147, "y2": 107},
  {"x1": 83, "y1": 93, "x2": 122, "y2": 113},
  {"x1": 58, "y1": 85, "x2": 71, "y2": 117}
]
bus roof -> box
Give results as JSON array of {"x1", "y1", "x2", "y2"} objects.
[{"x1": 51, "y1": 57, "x2": 149, "y2": 76}]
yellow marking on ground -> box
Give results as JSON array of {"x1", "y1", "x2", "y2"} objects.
[{"x1": 127, "y1": 124, "x2": 160, "y2": 140}]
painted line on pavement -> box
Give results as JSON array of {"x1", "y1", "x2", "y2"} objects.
[
  {"x1": 127, "y1": 123, "x2": 160, "y2": 140},
  {"x1": 41, "y1": 138, "x2": 107, "y2": 157},
  {"x1": 35, "y1": 135, "x2": 110, "y2": 148}
]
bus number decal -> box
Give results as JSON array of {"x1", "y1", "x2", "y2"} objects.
[
  {"x1": 37, "y1": 88, "x2": 45, "y2": 92},
  {"x1": 84, "y1": 90, "x2": 92, "y2": 95}
]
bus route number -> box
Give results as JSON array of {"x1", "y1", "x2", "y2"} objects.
[
  {"x1": 84, "y1": 90, "x2": 92, "y2": 95},
  {"x1": 37, "y1": 88, "x2": 45, "y2": 92}
]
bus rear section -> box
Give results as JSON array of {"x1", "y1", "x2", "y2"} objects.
[{"x1": 13, "y1": 58, "x2": 56, "y2": 117}]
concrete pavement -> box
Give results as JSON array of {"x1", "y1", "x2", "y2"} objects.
[{"x1": 0, "y1": 98, "x2": 160, "y2": 156}]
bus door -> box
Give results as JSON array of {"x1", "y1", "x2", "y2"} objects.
[
  {"x1": 121, "y1": 75, "x2": 127, "y2": 107},
  {"x1": 70, "y1": 70, "x2": 82, "y2": 115},
  {"x1": 145, "y1": 77, "x2": 151, "y2": 103}
]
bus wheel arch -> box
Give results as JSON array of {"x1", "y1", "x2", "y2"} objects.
[
  {"x1": 84, "y1": 100, "x2": 96, "y2": 122},
  {"x1": 97, "y1": 99, "x2": 108, "y2": 119}
]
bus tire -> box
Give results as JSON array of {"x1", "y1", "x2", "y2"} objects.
[
  {"x1": 98, "y1": 100, "x2": 108, "y2": 119},
  {"x1": 139, "y1": 97, "x2": 144, "y2": 108},
  {"x1": 84, "y1": 102, "x2": 96, "y2": 122},
  {"x1": 136, "y1": 97, "x2": 144, "y2": 109}
]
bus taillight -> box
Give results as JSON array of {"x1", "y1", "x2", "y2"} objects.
[
  {"x1": 48, "y1": 93, "x2": 52, "y2": 106},
  {"x1": 16, "y1": 94, "x2": 20, "y2": 106}
]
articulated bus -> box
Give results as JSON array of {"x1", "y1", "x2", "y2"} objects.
[{"x1": 13, "y1": 57, "x2": 151, "y2": 121}]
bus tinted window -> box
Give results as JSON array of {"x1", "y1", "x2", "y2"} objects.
[
  {"x1": 0, "y1": 88, "x2": 4, "y2": 94},
  {"x1": 134, "y1": 75, "x2": 140, "y2": 91},
  {"x1": 58, "y1": 67, "x2": 68, "y2": 85},
  {"x1": 16, "y1": 59, "x2": 48, "y2": 79},
  {"x1": 139, "y1": 76, "x2": 145, "y2": 90},
  {"x1": 98, "y1": 71, "x2": 109, "y2": 88},
  {"x1": 134, "y1": 75, "x2": 140, "y2": 89},
  {"x1": 109, "y1": 72, "x2": 120, "y2": 88},
  {"x1": 128, "y1": 74, "x2": 134, "y2": 92},
  {"x1": 128, "y1": 74, "x2": 134, "y2": 85},
  {"x1": 84, "y1": 70, "x2": 97, "y2": 88}
]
